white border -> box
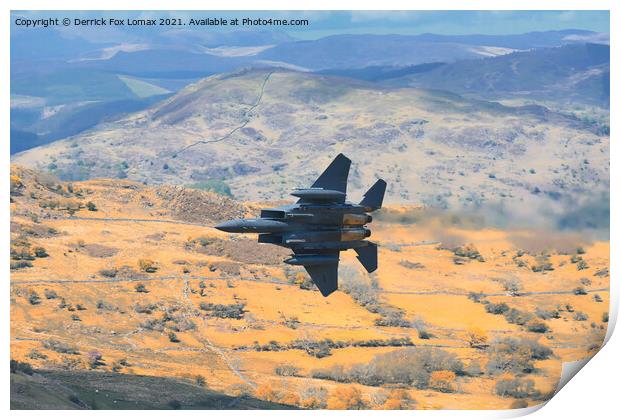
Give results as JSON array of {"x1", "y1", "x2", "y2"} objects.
[{"x1": 2, "y1": 2, "x2": 616, "y2": 419}]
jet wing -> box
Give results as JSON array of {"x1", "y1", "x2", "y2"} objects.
[
  {"x1": 297, "y1": 250, "x2": 340, "y2": 297},
  {"x1": 298, "y1": 154, "x2": 351, "y2": 204}
]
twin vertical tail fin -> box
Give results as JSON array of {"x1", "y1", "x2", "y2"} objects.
[{"x1": 360, "y1": 179, "x2": 387, "y2": 211}]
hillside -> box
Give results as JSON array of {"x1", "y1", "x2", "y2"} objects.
[
  {"x1": 10, "y1": 166, "x2": 610, "y2": 409},
  {"x1": 11, "y1": 370, "x2": 292, "y2": 409},
  {"x1": 396, "y1": 43, "x2": 610, "y2": 107},
  {"x1": 13, "y1": 69, "x2": 609, "y2": 227}
]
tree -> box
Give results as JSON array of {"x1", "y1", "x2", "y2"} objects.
[
  {"x1": 466, "y1": 327, "x2": 488, "y2": 348},
  {"x1": 327, "y1": 386, "x2": 368, "y2": 409},
  {"x1": 382, "y1": 389, "x2": 416, "y2": 409},
  {"x1": 279, "y1": 392, "x2": 300, "y2": 406},
  {"x1": 255, "y1": 383, "x2": 279, "y2": 402}
]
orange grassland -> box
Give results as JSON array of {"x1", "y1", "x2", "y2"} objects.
[{"x1": 10, "y1": 166, "x2": 610, "y2": 410}]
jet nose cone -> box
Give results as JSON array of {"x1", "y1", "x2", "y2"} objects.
[{"x1": 215, "y1": 220, "x2": 242, "y2": 232}]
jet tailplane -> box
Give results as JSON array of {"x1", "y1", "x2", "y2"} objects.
[{"x1": 355, "y1": 242, "x2": 378, "y2": 273}]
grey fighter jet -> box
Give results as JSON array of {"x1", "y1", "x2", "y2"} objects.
[{"x1": 215, "y1": 154, "x2": 386, "y2": 297}]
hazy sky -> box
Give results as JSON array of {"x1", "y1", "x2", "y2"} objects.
[{"x1": 12, "y1": 10, "x2": 610, "y2": 40}]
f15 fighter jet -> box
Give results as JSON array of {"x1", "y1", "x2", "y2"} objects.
[{"x1": 215, "y1": 154, "x2": 386, "y2": 297}]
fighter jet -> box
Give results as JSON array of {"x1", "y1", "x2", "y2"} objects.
[{"x1": 215, "y1": 153, "x2": 386, "y2": 297}]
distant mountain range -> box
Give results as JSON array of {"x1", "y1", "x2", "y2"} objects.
[
  {"x1": 390, "y1": 43, "x2": 610, "y2": 107},
  {"x1": 10, "y1": 28, "x2": 610, "y2": 165}
]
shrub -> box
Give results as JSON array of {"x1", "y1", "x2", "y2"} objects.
[
  {"x1": 453, "y1": 244, "x2": 483, "y2": 261},
  {"x1": 576, "y1": 260, "x2": 589, "y2": 271},
  {"x1": 275, "y1": 364, "x2": 300, "y2": 377},
  {"x1": 134, "y1": 303, "x2": 157, "y2": 314},
  {"x1": 28, "y1": 291, "x2": 41, "y2": 305},
  {"x1": 375, "y1": 308, "x2": 411, "y2": 328},
  {"x1": 10, "y1": 261, "x2": 33, "y2": 269},
  {"x1": 382, "y1": 389, "x2": 416, "y2": 409},
  {"x1": 255, "y1": 384, "x2": 279, "y2": 403},
  {"x1": 10, "y1": 359, "x2": 34, "y2": 375},
  {"x1": 504, "y1": 308, "x2": 533, "y2": 326},
  {"x1": 603, "y1": 312, "x2": 609, "y2": 323},
  {"x1": 468, "y1": 291, "x2": 486, "y2": 303},
  {"x1": 531, "y1": 257, "x2": 554, "y2": 273},
  {"x1": 282, "y1": 315, "x2": 300, "y2": 329},
  {"x1": 140, "y1": 319, "x2": 165, "y2": 332},
  {"x1": 44, "y1": 289, "x2": 58, "y2": 299},
  {"x1": 573, "y1": 311, "x2": 589, "y2": 321},
  {"x1": 300, "y1": 386, "x2": 328, "y2": 409},
  {"x1": 86, "y1": 201, "x2": 97, "y2": 211},
  {"x1": 466, "y1": 328, "x2": 488, "y2": 348},
  {"x1": 499, "y1": 278, "x2": 522, "y2": 295},
  {"x1": 535, "y1": 307, "x2": 560, "y2": 320},
  {"x1": 169, "y1": 317, "x2": 196, "y2": 332},
  {"x1": 573, "y1": 286, "x2": 588, "y2": 295},
  {"x1": 187, "y1": 179, "x2": 233, "y2": 197},
  {"x1": 168, "y1": 332, "x2": 180, "y2": 343},
  {"x1": 44, "y1": 340, "x2": 80, "y2": 355},
  {"x1": 88, "y1": 350, "x2": 104, "y2": 369},
  {"x1": 195, "y1": 375, "x2": 206, "y2": 386},
  {"x1": 495, "y1": 377, "x2": 540, "y2": 399},
  {"x1": 593, "y1": 294, "x2": 603, "y2": 303},
  {"x1": 312, "y1": 348, "x2": 463, "y2": 389},
  {"x1": 340, "y1": 273, "x2": 379, "y2": 307},
  {"x1": 33, "y1": 247, "x2": 49, "y2": 258},
  {"x1": 27, "y1": 349, "x2": 48, "y2": 360},
  {"x1": 485, "y1": 302, "x2": 509, "y2": 315},
  {"x1": 486, "y1": 337, "x2": 552, "y2": 375},
  {"x1": 134, "y1": 283, "x2": 149, "y2": 293},
  {"x1": 291, "y1": 339, "x2": 334, "y2": 358},
  {"x1": 418, "y1": 330, "x2": 431, "y2": 340},
  {"x1": 99, "y1": 268, "x2": 118, "y2": 278},
  {"x1": 199, "y1": 303, "x2": 246, "y2": 319},
  {"x1": 464, "y1": 360, "x2": 483, "y2": 377},
  {"x1": 279, "y1": 392, "x2": 301, "y2": 406},
  {"x1": 526, "y1": 321, "x2": 549, "y2": 333},
  {"x1": 327, "y1": 386, "x2": 368, "y2": 410},
  {"x1": 10, "y1": 174, "x2": 23, "y2": 194},
  {"x1": 138, "y1": 259, "x2": 158, "y2": 273},
  {"x1": 429, "y1": 370, "x2": 456, "y2": 393}
]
